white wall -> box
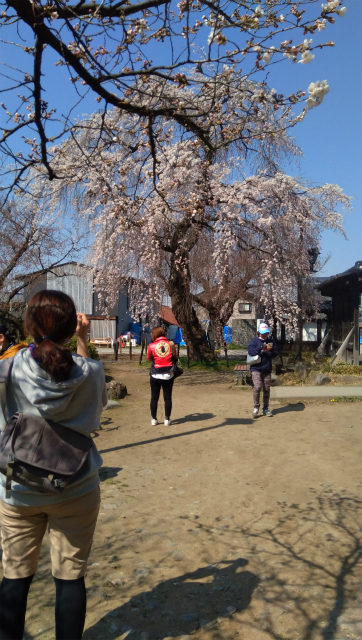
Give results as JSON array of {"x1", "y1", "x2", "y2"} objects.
[
  {"x1": 277, "y1": 321, "x2": 327, "y2": 341},
  {"x1": 47, "y1": 265, "x2": 93, "y2": 315}
]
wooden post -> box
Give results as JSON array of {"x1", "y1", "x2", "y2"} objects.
[
  {"x1": 129, "y1": 332, "x2": 132, "y2": 361},
  {"x1": 330, "y1": 325, "x2": 354, "y2": 365},
  {"x1": 224, "y1": 342, "x2": 229, "y2": 368},
  {"x1": 353, "y1": 303, "x2": 360, "y2": 365},
  {"x1": 280, "y1": 323, "x2": 286, "y2": 343},
  {"x1": 314, "y1": 327, "x2": 331, "y2": 357},
  {"x1": 295, "y1": 274, "x2": 303, "y2": 361},
  {"x1": 139, "y1": 339, "x2": 145, "y2": 365},
  {"x1": 316, "y1": 319, "x2": 322, "y2": 346},
  {"x1": 187, "y1": 346, "x2": 190, "y2": 369},
  {"x1": 279, "y1": 323, "x2": 286, "y2": 367}
]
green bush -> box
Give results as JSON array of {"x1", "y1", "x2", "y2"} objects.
[
  {"x1": 227, "y1": 342, "x2": 247, "y2": 350},
  {"x1": 321, "y1": 363, "x2": 331, "y2": 373},
  {"x1": 66, "y1": 335, "x2": 99, "y2": 360}
]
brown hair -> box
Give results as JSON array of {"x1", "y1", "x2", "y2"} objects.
[
  {"x1": 151, "y1": 326, "x2": 166, "y2": 342},
  {"x1": 24, "y1": 290, "x2": 77, "y2": 383}
]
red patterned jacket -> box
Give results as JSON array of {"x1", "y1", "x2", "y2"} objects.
[{"x1": 147, "y1": 337, "x2": 174, "y2": 369}]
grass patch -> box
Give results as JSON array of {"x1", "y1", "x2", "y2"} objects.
[
  {"x1": 140, "y1": 356, "x2": 246, "y2": 372},
  {"x1": 322, "y1": 363, "x2": 362, "y2": 375},
  {"x1": 226, "y1": 343, "x2": 247, "y2": 350},
  {"x1": 178, "y1": 356, "x2": 246, "y2": 372},
  {"x1": 330, "y1": 396, "x2": 362, "y2": 403}
]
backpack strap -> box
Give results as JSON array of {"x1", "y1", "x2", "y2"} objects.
[{"x1": 5, "y1": 455, "x2": 14, "y2": 494}]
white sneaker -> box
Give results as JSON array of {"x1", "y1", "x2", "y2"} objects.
[
  {"x1": 164, "y1": 419, "x2": 171, "y2": 426},
  {"x1": 151, "y1": 418, "x2": 158, "y2": 426},
  {"x1": 252, "y1": 408, "x2": 259, "y2": 418}
]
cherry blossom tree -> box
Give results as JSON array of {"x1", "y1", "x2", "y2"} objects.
[
  {"x1": 28, "y1": 92, "x2": 351, "y2": 359},
  {"x1": 0, "y1": 0, "x2": 346, "y2": 195}
]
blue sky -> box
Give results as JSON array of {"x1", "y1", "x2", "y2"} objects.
[
  {"x1": 1, "y1": 1, "x2": 360, "y2": 277},
  {"x1": 277, "y1": 0, "x2": 362, "y2": 276}
]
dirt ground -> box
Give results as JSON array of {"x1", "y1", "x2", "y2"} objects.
[{"x1": 4, "y1": 362, "x2": 362, "y2": 640}]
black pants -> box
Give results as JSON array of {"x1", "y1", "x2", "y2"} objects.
[
  {"x1": 113, "y1": 343, "x2": 119, "y2": 360},
  {"x1": 150, "y1": 377, "x2": 174, "y2": 420}
]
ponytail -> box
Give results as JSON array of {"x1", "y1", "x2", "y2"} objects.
[
  {"x1": 33, "y1": 339, "x2": 75, "y2": 383},
  {"x1": 24, "y1": 290, "x2": 77, "y2": 383}
]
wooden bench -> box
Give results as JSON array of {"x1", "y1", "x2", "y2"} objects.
[
  {"x1": 233, "y1": 363, "x2": 250, "y2": 385},
  {"x1": 90, "y1": 337, "x2": 112, "y2": 348}
]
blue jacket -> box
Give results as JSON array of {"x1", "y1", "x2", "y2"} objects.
[{"x1": 247, "y1": 336, "x2": 278, "y2": 374}]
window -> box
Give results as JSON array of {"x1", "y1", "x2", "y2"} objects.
[{"x1": 238, "y1": 302, "x2": 252, "y2": 313}]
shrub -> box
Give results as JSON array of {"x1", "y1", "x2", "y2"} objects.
[{"x1": 66, "y1": 335, "x2": 99, "y2": 360}]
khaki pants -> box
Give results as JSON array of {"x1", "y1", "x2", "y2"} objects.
[{"x1": 0, "y1": 486, "x2": 100, "y2": 579}]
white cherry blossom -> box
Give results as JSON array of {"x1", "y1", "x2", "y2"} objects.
[
  {"x1": 299, "y1": 51, "x2": 315, "y2": 64},
  {"x1": 316, "y1": 19, "x2": 327, "y2": 31},
  {"x1": 305, "y1": 79, "x2": 330, "y2": 109}
]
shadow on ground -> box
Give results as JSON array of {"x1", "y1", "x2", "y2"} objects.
[
  {"x1": 272, "y1": 403, "x2": 305, "y2": 414},
  {"x1": 21, "y1": 488, "x2": 362, "y2": 640},
  {"x1": 172, "y1": 413, "x2": 215, "y2": 425},
  {"x1": 83, "y1": 488, "x2": 362, "y2": 640},
  {"x1": 98, "y1": 417, "x2": 253, "y2": 455},
  {"x1": 98, "y1": 466, "x2": 123, "y2": 482},
  {"x1": 83, "y1": 560, "x2": 259, "y2": 639}
]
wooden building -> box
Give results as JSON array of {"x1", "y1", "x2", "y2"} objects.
[
  {"x1": 317, "y1": 261, "x2": 362, "y2": 364},
  {"x1": 19, "y1": 263, "x2": 138, "y2": 341}
]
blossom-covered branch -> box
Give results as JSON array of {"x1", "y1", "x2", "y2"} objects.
[{"x1": 0, "y1": 0, "x2": 346, "y2": 192}]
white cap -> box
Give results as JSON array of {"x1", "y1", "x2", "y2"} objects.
[{"x1": 258, "y1": 322, "x2": 271, "y2": 335}]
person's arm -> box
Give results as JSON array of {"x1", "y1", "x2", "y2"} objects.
[
  {"x1": 76, "y1": 313, "x2": 90, "y2": 358},
  {"x1": 248, "y1": 339, "x2": 262, "y2": 356},
  {"x1": 147, "y1": 344, "x2": 153, "y2": 362}
]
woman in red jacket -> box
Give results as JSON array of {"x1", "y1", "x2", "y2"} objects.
[{"x1": 147, "y1": 327, "x2": 177, "y2": 427}]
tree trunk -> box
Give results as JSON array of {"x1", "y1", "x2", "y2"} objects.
[
  {"x1": 200, "y1": 297, "x2": 237, "y2": 350},
  {"x1": 168, "y1": 252, "x2": 214, "y2": 361},
  {"x1": 208, "y1": 312, "x2": 224, "y2": 349},
  {"x1": 295, "y1": 275, "x2": 303, "y2": 361}
]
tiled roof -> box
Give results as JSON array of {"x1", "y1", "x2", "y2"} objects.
[{"x1": 159, "y1": 305, "x2": 180, "y2": 327}]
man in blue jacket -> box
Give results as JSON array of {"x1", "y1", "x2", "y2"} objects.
[{"x1": 248, "y1": 322, "x2": 278, "y2": 418}]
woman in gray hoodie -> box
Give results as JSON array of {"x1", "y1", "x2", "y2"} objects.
[{"x1": 0, "y1": 290, "x2": 107, "y2": 640}]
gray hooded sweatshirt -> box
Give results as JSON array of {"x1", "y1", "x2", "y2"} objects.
[{"x1": 0, "y1": 348, "x2": 107, "y2": 506}]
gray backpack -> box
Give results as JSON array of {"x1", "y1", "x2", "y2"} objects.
[{"x1": 0, "y1": 357, "x2": 92, "y2": 496}]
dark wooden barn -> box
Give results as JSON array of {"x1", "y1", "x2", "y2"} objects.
[{"x1": 317, "y1": 261, "x2": 362, "y2": 365}]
